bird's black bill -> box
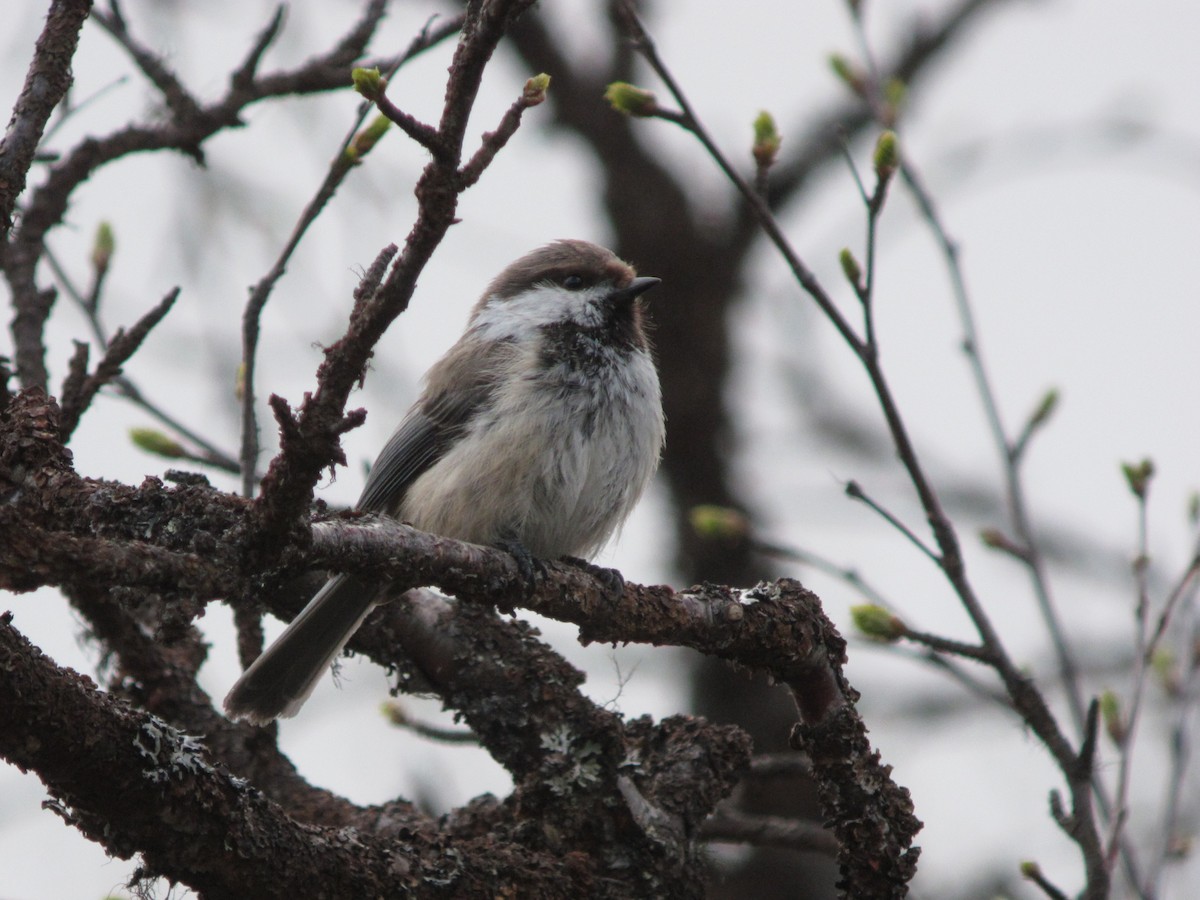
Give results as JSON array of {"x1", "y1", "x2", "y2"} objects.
[{"x1": 608, "y1": 276, "x2": 661, "y2": 308}]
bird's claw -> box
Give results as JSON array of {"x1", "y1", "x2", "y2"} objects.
[{"x1": 560, "y1": 556, "x2": 625, "y2": 600}]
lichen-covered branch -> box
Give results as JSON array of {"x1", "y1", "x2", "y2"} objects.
[{"x1": 0, "y1": 384, "x2": 914, "y2": 896}]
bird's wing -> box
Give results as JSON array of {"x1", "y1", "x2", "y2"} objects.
[{"x1": 355, "y1": 336, "x2": 517, "y2": 513}]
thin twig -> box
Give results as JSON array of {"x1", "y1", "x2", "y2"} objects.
[
  {"x1": 700, "y1": 807, "x2": 838, "y2": 855},
  {"x1": 844, "y1": 479, "x2": 939, "y2": 564},
  {"x1": 754, "y1": 529, "x2": 1006, "y2": 702},
  {"x1": 58, "y1": 287, "x2": 179, "y2": 439},
  {"x1": 1151, "y1": 567, "x2": 1200, "y2": 893},
  {"x1": 230, "y1": 6, "x2": 286, "y2": 92},
  {"x1": 92, "y1": 1, "x2": 206, "y2": 126},
  {"x1": 900, "y1": 159, "x2": 1091, "y2": 739},
  {"x1": 382, "y1": 701, "x2": 478, "y2": 744},
  {"x1": 370, "y1": 92, "x2": 444, "y2": 156},
  {"x1": 1023, "y1": 861, "x2": 1071, "y2": 900},
  {"x1": 1144, "y1": 553, "x2": 1200, "y2": 659},
  {"x1": 237, "y1": 16, "x2": 463, "y2": 498},
  {"x1": 238, "y1": 135, "x2": 363, "y2": 497},
  {"x1": 458, "y1": 76, "x2": 548, "y2": 187},
  {"x1": 615, "y1": 4, "x2": 1109, "y2": 894},
  {"x1": 42, "y1": 244, "x2": 241, "y2": 471},
  {"x1": 899, "y1": 628, "x2": 994, "y2": 664},
  {"x1": 1105, "y1": 487, "x2": 1154, "y2": 873}
]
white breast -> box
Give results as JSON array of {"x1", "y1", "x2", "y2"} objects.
[{"x1": 399, "y1": 340, "x2": 664, "y2": 559}]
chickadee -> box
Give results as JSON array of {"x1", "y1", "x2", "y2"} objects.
[{"x1": 224, "y1": 240, "x2": 665, "y2": 724}]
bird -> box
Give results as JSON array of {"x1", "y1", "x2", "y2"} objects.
[{"x1": 224, "y1": 240, "x2": 665, "y2": 724}]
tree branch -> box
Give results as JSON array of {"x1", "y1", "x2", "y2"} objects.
[
  {"x1": 0, "y1": 0, "x2": 92, "y2": 238},
  {"x1": 0, "y1": 611, "x2": 604, "y2": 898},
  {"x1": 57, "y1": 286, "x2": 178, "y2": 439}
]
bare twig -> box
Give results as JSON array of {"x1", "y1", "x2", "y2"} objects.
[
  {"x1": 701, "y1": 807, "x2": 838, "y2": 856},
  {"x1": 250, "y1": 1, "x2": 546, "y2": 548},
  {"x1": 237, "y1": 118, "x2": 378, "y2": 497},
  {"x1": 41, "y1": 244, "x2": 240, "y2": 469},
  {"x1": 92, "y1": 1, "x2": 206, "y2": 127},
  {"x1": 844, "y1": 479, "x2": 939, "y2": 563},
  {"x1": 1145, "y1": 553, "x2": 1200, "y2": 659},
  {"x1": 899, "y1": 627, "x2": 994, "y2": 665},
  {"x1": 229, "y1": 5, "x2": 286, "y2": 92},
  {"x1": 613, "y1": 3, "x2": 1108, "y2": 894},
  {"x1": 368, "y1": 90, "x2": 444, "y2": 156},
  {"x1": 3, "y1": 4, "x2": 460, "y2": 398},
  {"x1": 382, "y1": 701, "x2": 478, "y2": 744},
  {"x1": 237, "y1": 14, "x2": 464, "y2": 498},
  {"x1": 901, "y1": 158, "x2": 1091, "y2": 736},
  {"x1": 753, "y1": 523, "x2": 1007, "y2": 703},
  {"x1": 58, "y1": 287, "x2": 179, "y2": 439}
]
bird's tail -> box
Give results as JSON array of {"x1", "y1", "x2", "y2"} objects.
[{"x1": 223, "y1": 574, "x2": 379, "y2": 725}]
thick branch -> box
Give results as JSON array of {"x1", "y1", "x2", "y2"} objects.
[
  {"x1": 0, "y1": 388, "x2": 750, "y2": 898},
  {"x1": 0, "y1": 612, "x2": 599, "y2": 899}
]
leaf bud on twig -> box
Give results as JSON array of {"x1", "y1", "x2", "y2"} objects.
[
  {"x1": 838, "y1": 248, "x2": 862, "y2": 290},
  {"x1": 828, "y1": 53, "x2": 866, "y2": 96},
  {"x1": 1121, "y1": 458, "x2": 1155, "y2": 500},
  {"x1": 873, "y1": 130, "x2": 898, "y2": 183},
  {"x1": 351, "y1": 66, "x2": 386, "y2": 101},
  {"x1": 850, "y1": 604, "x2": 906, "y2": 642},
  {"x1": 1099, "y1": 689, "x2": 1126, "y2": 746},
  {"x1": 523, "y1": 73, "x2": 551, "y2": 106},
  {"x1": 91, "y1": 222, "x2": 115, "y2": 276},
  {"x1": 345, "y1": 115, "x2": 391, "y2": 163},
  {"x1": 751, "y1": 111, "x2": 781, "y2": 169},
  {"x1": 130, "y1": 427, "x2": 185, "y2": 459},
  {"x1": 604, "y1": 81, "x2": 658, "y2": 117},
  {"x1": 688, "y1": 505, "x2": 749, "y2": 541},
  {"x1": 1028, "y1": 387, "x2": 1060, "y2": 430}
]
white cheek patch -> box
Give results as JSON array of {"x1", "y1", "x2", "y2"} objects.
[{"x1": 471, "y1": 284, "x2": 607, "y2": 340}]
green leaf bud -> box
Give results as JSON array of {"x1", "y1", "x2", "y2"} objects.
[
  {"x1": 689, "y1": 505, "x2": 749, "y2": 541},
  {"x1": 351, "y1": 66, "x2": 385, "y2": 100},
  {"x1": 604, "y1": 81, "x2": 657, "y2": 117},
  {"x1": 130, "y1": 427, "x2": 185, "y2": 459},
  {"x1": 1121, "y1": 458, "x2": 1155, "y2": 499},
  {"x1": 873, "y1": 130, "x2": 898, "y2": 182},
  {"x1": 850, "y1": 604, "x2": 906, "y2": 642},
  {"x1": 91, "y1": 221, "x2": 115, "y2": 275},
  {"x1": 524, "y1": 73, "x2": 551, "y2": 105},
  {"x1": 752, "y1": 111, "x2": 782, "y2": 169},
  {"x1": 838, "y1": 248, "x2": 862, "y2": 288}
]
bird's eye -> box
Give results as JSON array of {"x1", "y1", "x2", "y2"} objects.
[{"x1": 562, "y1": 274, "x2": 585, "y2": 290}]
